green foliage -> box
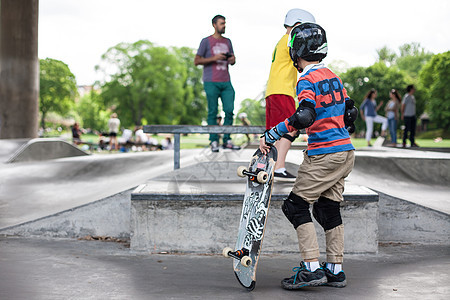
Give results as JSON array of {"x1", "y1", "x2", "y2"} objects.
[
  {"x1": 395, "y1": 43, "x2": 434, "y2": 80},
  {"x1": 340, "y1": 62, "x2": 409, "y2": 132},
  {"x1": 173, "y1": 47, "x2": 207, "y2": 124},
  {"x1": 75, "y1": 91, "x2": 109, "y2": 131},
  {"x1": 96, "y1": 40, "x2": 206, "y2": 128},
  {"x1": 376, "y1": 43, "x2": 433, "y2": 80},
  {"x1": 237, "y1": 98, "x2": 265, "y2": 126},
  {"x1": 39, "y1": 58, "x2": 78, "y2": 128},
  {"x1": 340, "y1": 42, "x2": 436, "y2": 133},
  {"x1": 376, "y1": 46, "x2": 396, "y2": 64},
  {"x1": 419, "y1": 51, "x2": 450, "y2": 130}
]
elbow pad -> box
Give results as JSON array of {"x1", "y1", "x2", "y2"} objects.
[
  {"x1": 288, "y1": 101, "x2": 316, "y2": 130},
  {"x1": 344, "y1": 99, "x2": 358, "y2": 134}
]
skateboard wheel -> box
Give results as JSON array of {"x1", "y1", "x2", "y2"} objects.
[
  {"x1": 257, "y1": 171, "x2": 269, "y2": 183},
  {"x1": 241, "y1": 256, "x2": 252, "y2": 267},
  {"x1": 237, "y1": 166, "x2": 247, "y2": 178},
  {"x1": 222, "y1": 247, "x2": 233, "y2": 258}
]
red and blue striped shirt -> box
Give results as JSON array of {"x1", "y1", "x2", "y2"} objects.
[{"x1": 283, "y1": 63, "x2": 355, "y2": 156}]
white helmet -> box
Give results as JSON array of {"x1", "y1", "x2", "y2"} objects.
[
  {"x1": 284, "y1": 9, "x2": 316, "y2": 27},
  {"x1": 239, "y1": 112, "x2": 248, "y2": 119}
]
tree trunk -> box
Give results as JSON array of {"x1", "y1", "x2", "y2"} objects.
[
  {"x1": 0, "y1": 0, "x2": 39, "y2": 139},
  {"x1": 40, "y1": 112, "x2": 46, "y2": 132}
]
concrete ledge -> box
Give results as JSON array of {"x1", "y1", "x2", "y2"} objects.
[
  {"x1": 131, "y1": 162, "x2": 379, "y2": 254},
  {"x1": 0, "y1": 189, "x2": 132, "y2": 238},
  {"x1": 355, "y1": 155, "x2": 450, "y2": 185}
]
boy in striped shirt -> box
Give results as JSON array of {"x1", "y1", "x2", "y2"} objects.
[{"x1": 260, "y1": 23, "x2": 358, "y2": 290}]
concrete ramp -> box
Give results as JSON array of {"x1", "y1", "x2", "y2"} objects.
[
  {"x1": 0, "y1": 149, "x2": 202, "y2": 230},
  {"x1": 0, "y1": 189, "x2": 132, "y2": 238},
  {"x1": 0, "y1": 139, "x2": 29, "y2": 163},
  {"x1": 350, "y1": 148, "x2": 450, "y2": 214},
  {"x1": 7, "y1": 138, "x2": 88, "y2": 163},
  {"x1": 377, "y1": 191, "x2": 449, "y2": 244},
  {"x1": 355, "y1": 153, "x2": 450, "y2": 185}
]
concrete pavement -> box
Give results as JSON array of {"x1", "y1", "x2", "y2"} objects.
[{"x1": 0, "y1": 237, "x2": 449, "y2": 299}]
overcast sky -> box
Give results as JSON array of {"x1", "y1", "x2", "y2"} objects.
[{"x1": 39, "y1": 0, "x2": 450, "y2": 105}]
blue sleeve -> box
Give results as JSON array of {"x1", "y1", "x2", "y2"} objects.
[
  {"x1": 296, "y1": 79, "x2": 316, "y2": 107},
  {"x1": 228, "y1": 39, "x2": 234, "y2": 55},
  {"x1": 196, "y1": 38, "x2": 208, "y2": 57}
]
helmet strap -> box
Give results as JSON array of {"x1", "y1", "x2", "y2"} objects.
[{"x1": 293, "y1": 60, "x2": 303, "y2": 72}]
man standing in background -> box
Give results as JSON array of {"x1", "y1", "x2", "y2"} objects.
[
  {"x1": 401, "y1": 85, "x2": 419, "y2": 148},
  {"x1": 108, "y1": 113, "x2": 120, "y2": 151},
  {"x1": 265, "y1": 9, "x2": 316, "y2": 181},
  {"x1": 195, "y1": 15, "x2": 240, "y2": 152}
]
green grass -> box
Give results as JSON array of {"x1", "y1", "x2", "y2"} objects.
[
  {"x1": 80, "y1": 133, "x2": 100, "y2": 144},
  {"x1": 350, "y1": 137, "x2": 450, "y2": 148},
  {"x1": 413, "y1": 139, "x2": 450, "y2": 148},
  {"x1": 178, "y1": 135, "x2": 450, "y2": 149},
  {"x1": 53, "y1": 130, "x2": 450, "y2": 150}
]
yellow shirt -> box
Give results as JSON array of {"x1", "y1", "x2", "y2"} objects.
[{"x1": 265, "y1": 34, "x2": 297, "y2": 99}]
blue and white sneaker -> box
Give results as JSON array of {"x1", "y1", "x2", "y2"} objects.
[
  {"x1": 281, "y1": 261, "x2": 327, "y2": 290},
  {"x1": 321, "y1": 262, "x2": 347, "y2": 287}
]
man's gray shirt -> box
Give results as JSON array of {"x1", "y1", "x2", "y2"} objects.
[{"x1": 402, "y1": 94, "x2": 416, "y2": 117}]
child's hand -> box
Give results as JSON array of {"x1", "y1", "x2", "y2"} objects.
[{"x1": 259, "y1": 137, "x2": 271, "y2": 155}]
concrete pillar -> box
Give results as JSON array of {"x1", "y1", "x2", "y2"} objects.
[{"x1": 0, "y1": 0, "x2": 39, "y2": 139}]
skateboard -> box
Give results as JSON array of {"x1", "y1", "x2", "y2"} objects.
[
  {"x1": 223, "y1": 146, "x2": 277, "y2": 291},
  {"x1": 373, "y1": 136, "x2": 385, "y2": 147}
]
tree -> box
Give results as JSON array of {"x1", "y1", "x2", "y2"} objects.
[
  {"x1": 173, "y1": 47, "x2": 206, "y2": 124},
  {"x1": 237, "y1": 98, "x2": 265, "y2": 126},
  {"x1": 419, "y1": 51, "x2": 450, "y2": 130},
  {"x1": 340, "y1": 62, "x2": 410, "y2": 133},
  {"x1": 75, "y1": 90, "x2": 109, "y2": 131},
  {"x1": 376, "y1": 46, "x2": 396, "y2": 64},
  {"x1": 376, "y1": 43, "x2": 433, "y2": 80},
  {"x1": 395, "y1": 43, "x2": 433, "y2": 80},
  {"x1": 96, "y1": 40, "x2": 206, "y2": 128},
  {"x1": 39, "y1": 58, "x2": 78, "y2": 129}
]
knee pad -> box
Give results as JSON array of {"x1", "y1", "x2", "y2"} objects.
[
  {"x1": 282, "y1": 131, "x2": 300, "y2": 142},
  {"x1": 282, "y1": 192, "x2": 312, "y2": 229},
  {"x1": 312, "y1": 196, "x2": 342, "y2": 231}
]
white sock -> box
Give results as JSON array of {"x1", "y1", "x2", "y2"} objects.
[
  {"x1": 304, "y1": 261, "x2": 320, "y2": 272},
  {"x1": 275, "y1": 168, "x2": 286, "y2": 173},
  {"x1": 326, "y1": 263, "x2": 342, "y2": 274}
]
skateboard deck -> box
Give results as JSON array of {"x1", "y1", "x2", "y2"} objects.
[
  {"x1": 223, "y1": 146, "x2": 277, "y2": 291},
  {"x1": 373, "y1": 136, "x2": 385, "y2": 147}
]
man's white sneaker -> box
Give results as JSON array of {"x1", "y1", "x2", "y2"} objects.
[{"x1": 210, "y1": 141, "x2": 219, "y2": 152}]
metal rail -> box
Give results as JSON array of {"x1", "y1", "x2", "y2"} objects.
[{"x1": 143, "y1": 125, "x2": 265, "y2": 169}]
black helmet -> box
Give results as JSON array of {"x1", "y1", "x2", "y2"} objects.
[{"x1": 288, "y1": 23, "x2": 328, "y2": 70}]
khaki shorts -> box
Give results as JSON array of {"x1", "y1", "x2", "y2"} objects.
[{"x1": 292, "y1": 150, "x2": 355, "y2": 204}]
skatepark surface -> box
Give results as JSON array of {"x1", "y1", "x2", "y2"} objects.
[
  {"x1": 1, "y1": 139, "x2": 449, "y2": 229},
  {"x1": 1, "y1": 237, "x2": 448, "y2": 299},
  {"x1": 0, "y1": 139, "x2": 449, "y2": 299},
  {"x1": 349, "y1": 147, "x2": 450, "y2": 214}
]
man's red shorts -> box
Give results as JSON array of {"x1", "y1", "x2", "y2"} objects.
[{"x1": 265, "y1": 94, "x2": 296, "y2": 129}]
